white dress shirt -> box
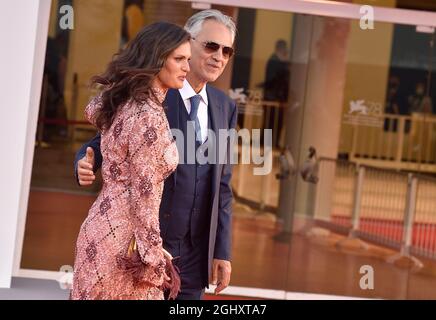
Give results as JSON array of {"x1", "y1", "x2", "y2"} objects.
[{"x1": 179, "y1": 79, "x2": 208, "y2": 144}]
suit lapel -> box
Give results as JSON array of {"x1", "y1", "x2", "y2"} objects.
[
  {"x1": 164, "y1": 89, "x2": 184, "y2": 188},
  {"x1": 164, "y1": 88, "x2": 182, "y2": 130},
  {"x1": 206, "y1": 86, "x2": 223, "y2": 198},
  {"x1": 207, "y1": 89, "x2": 220, "y2": 138}
]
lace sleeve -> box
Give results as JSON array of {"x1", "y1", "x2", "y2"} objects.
[
  {"x1": 126, "y1": 106, "x2": 166, "y2": 286},
  {"x1": 84, "y1": 94, "x2": 103, "y2": 126}
]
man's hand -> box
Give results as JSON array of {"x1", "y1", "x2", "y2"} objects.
[
  {"x1": 78, "y1": 147, "x2": 96, "y2": 186},
  {"x1": 210, "y1": 259, "x2": 231, "y2": 295}
]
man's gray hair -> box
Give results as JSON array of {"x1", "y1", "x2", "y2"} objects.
[{"x1": 184, "y1": 9, "x2": 236, "y2": 44}]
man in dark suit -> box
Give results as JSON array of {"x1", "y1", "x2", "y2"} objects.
[
  {"x1": 262, "y1": 39, "x2": 289, "y2": 148},
  {"x1": 74, "y1": 10, "x2": 237, "y2": 300}
]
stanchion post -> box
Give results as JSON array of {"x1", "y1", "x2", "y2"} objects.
[
  {"x1": 401, "y1": 174, "x2": 418, "y2": 256},
  {"x1": 335, "y1": 164, "x2": 369, "y2": 251},
  {"x1": 386, "y1": 174, "x2": 423, "y2": 270}
]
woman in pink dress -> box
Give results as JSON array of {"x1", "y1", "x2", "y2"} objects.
[{"x1": 71, "y1": 22, "x2": 191, "y2": 300}]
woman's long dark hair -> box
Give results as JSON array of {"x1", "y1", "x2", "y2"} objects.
[{"x1": 92, "y1": 22, "x2": 190, "y2": 131}]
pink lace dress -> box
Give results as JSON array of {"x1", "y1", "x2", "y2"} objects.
[{"x1": 71, "y1": 90, "x2": 178, "y2": 300}]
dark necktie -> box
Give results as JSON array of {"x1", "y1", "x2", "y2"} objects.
[{"x1": 189, "y1": 95, "x2": 202, "y2": 143}]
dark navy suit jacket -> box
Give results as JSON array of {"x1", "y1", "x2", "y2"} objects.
[{"x1": 74, "y1": 85, "x2": 237, "y2": 279}]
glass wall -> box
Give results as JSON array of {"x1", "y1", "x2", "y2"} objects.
[
  {"x1": 284, "y1": 14, "x2": 435, "y2": 299},
  {"x1": 23, "y1": 0, "x2": 436, "y2": 299},
  {"x1": 23, "y1": 0, "x2": 200, "y2": 270},
  {"x1": 333, "y1": 0, "x2": 436, "y2": 12}
]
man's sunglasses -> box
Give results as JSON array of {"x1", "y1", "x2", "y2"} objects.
[{"x1": 192, "y1": 38, "x2": 234, "y2": 58}]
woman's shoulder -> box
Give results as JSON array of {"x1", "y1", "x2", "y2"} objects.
[{"x1": 84, "y1": 94, "x2": 104, "y2": 125}]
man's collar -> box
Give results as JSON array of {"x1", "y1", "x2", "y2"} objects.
[{"x1": 179, "y1": 79, "x2": 208, "y2": 105}]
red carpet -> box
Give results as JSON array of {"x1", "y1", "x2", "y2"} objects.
[{"x1": 332, "y1": 215, "x2": 436, "y2": 252}]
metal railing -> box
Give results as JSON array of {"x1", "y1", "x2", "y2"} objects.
[
  {"x1": 412, "y1": 174, "x2": 436, "y2": 259},
  {"x1": 314, "y1": 157, "x2": 436, "y2": 266},
  {"x1": 349, "y1": 113, "x2": 436, "y2": 173}
]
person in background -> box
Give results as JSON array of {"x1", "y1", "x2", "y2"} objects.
[
  {"x1": 384, "y1": 76, "x2": 401, "y2": 132},
  {"x1": 408, "y1": 81, "x2": 432, "y2": 114},
  {"x1": 121, "y1": 0, "x2": 145, "y2": 47},
  {"x1": 262, "y1": 39, "x2": 290, "y2": 148}
]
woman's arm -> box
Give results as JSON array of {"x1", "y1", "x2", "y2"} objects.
[{"x1": 126, "y1": 110, "x2": 167, "y2": 287}]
